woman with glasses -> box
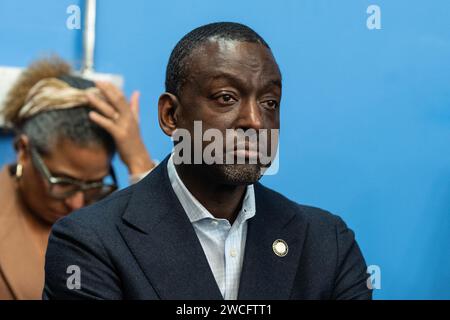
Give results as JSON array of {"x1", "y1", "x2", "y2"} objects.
[{"x1": 0, "y1": 58, "x2": 156, "y2": 299}]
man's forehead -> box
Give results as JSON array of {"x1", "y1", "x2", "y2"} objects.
[{"x1": 189, "y1": 39, "x2": 279, "y2": 71}]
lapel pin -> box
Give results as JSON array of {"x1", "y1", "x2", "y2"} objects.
[{"x1": 272, "y1": 239, "x2": 288, "y2": 257}]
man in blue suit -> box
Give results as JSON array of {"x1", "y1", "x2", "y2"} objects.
[{"x1": 43, "y1": 22, "x2": 371, "y2": 300}]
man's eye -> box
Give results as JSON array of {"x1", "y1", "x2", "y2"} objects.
[
  {"x1": 216, "y1": 94, "x2": 237, "y2": 105},
  {"x1": 261, "y1": 100, "x2": 279, "y2": 109}
]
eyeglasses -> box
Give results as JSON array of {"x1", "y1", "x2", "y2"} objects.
[{"x1": 29, "y1": 146, "x2": 118, "y2": 203}]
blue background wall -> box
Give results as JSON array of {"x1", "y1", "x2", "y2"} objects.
[{"x1": 0, "y1": 0, "x2": 449, "y2": 299}]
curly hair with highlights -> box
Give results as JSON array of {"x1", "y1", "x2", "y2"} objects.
[{"x1": 1, "y1": 57, "x2": 115, "y2": 156}]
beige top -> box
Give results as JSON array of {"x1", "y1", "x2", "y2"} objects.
[{"x1": 0, "y1": 165, "x2": 50, "y2": 300}]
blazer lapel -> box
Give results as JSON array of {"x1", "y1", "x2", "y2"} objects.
[
  {"x1": 117, "y1": 157, "x2": 223, "y2": 300},
  {"x1": 238, "y1": 183, "x2": 309, "y2": 300}
]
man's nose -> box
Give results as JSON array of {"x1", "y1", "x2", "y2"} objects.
[
  {"x1": 64, "y1": 191, "x2": 85, "y2": 211},
  {"x1": 237, "y1": 99, "x2": 264, "y2": 130}
]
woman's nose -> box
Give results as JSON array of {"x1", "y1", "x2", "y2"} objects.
[{"x1": 64, "y1": 191, "x2": 85, "y2": 211}]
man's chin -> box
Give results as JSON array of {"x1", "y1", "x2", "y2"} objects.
[{"x1": 214, "y1": 164, "x2": 262, "y2": 185}]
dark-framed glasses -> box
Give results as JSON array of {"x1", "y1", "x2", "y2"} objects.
[{"x1": 29, "y1": 146, "x2": 118, "y2": 203}]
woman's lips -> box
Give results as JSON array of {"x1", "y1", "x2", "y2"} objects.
[{"x1": 51, "y1": 208, "x2": 70, "y2": 218}]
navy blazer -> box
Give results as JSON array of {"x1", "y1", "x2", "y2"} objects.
[{"x1": 43, "y1": 156, "x2": 372, "y2": 300}]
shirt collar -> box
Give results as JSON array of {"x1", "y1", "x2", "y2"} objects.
[{"x1": 167, "y1": 154, "x2": 256, "y2": 224}]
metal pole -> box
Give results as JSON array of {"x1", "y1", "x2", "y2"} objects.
[{"x1": 81, "y1": 0, "x2": 96, "y2": 75}]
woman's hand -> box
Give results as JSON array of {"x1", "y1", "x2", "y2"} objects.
[{"x1": 87, "y1": 81, "x2": 155, "y2": 175}]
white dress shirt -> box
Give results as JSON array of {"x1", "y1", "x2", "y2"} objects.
[{"x1": 167, "y1": 154, "x2": 256, "y2": 300}]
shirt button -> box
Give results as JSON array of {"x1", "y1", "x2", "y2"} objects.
[
  {"x1": 211, "y1": 220, "x2": 219, "y2": 226},
  {"x1": 230, "y1": 249, "x2": 237, "y2": 257}
]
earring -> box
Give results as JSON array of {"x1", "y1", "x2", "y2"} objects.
[{"x1": 16, "y1": 163, "x2": 23, "y2": 179}]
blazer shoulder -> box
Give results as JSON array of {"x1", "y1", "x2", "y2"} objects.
[
  {"x1": 255, "y1": 182, "x2": 346, "y2": 230},
  {"x1": 55, "y1": 184, "x2": 135, "y2": 232}
]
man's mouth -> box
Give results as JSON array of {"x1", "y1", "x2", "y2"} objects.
[{"x1": 233, "y1": 148, "x2": 260, "y2": 159}]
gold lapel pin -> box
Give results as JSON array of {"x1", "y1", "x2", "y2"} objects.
[{"x1": 272, "y1": 239, "x2": 288, "y2": 257}]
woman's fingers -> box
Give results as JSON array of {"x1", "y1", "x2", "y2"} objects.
[
  {"x1": 89, "y1": 84, "x2": 153, "y2": 175},
  {"x1": 86, "y1": 92, "x2": 119, "y2": 119},
  {"x1": 130, "y1": 91, "x2": 140, "y2": 122},
  {"x1": 96, "y1": 81, "x2": 128, "y2": 114},
  {"x1": 88, "y1": 111, "x2": 117, "y2": 134}
]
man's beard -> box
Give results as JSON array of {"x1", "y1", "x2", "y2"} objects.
[{"x1": 209, "y1": 163, "x2": 262, "y2": 185}]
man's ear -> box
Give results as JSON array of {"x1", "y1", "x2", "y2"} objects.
[
  {"x1": 15, "y1": 134, "x2": 30, "y2": 164},
  {"x1": 158, "y1": 92, "x2": 180, "y2": 137}
]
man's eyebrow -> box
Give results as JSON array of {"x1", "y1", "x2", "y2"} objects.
[
  {"x1": 208, "y1": 73, "x2": 247, "y2": 87},
  {"x1": 270, "y1": 78, "x2": 282, "y2": 89},
  {"x1": 255, "y1": 78, "x2": 282, "y2": 93},
  {"x1": 208, "y1": 72, "x2": 282, "y2": 89}
]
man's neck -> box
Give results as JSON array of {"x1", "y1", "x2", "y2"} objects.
[{"x1": 174, "y1": 164, "x2": 247, "y2": 224}]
